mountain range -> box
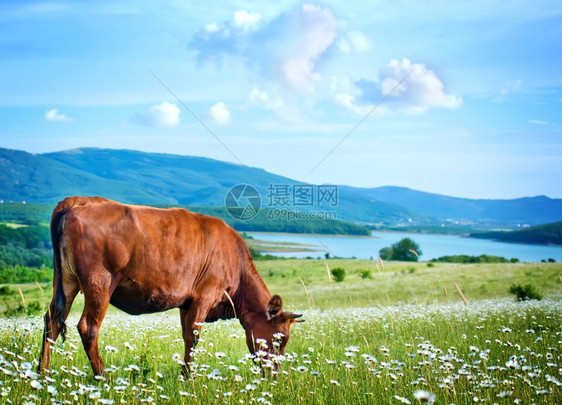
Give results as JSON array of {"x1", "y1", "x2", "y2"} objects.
[{"x1": 1, "y1": 147, "x2": 561, "y2": 228}]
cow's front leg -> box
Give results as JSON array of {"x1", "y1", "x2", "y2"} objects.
[{"x1": 179, "y1": 298, "x2": 215, "y2": 376}]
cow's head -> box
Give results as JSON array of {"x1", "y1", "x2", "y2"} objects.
[{"x1": 246, "y1": 295, "x2": 303, "y2": 358}]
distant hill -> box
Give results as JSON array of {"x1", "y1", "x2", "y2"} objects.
[
  {"x1": 470, "y1": 222, "x2": 562, "y2": 246},
  {"x1": 0, "y1": 148, "x2": 416, "y2": 225},
  {"x1": 341, "y1": 185, "x2": 562, "y2": 226},
  {"x1": 1, "y1": 147, "x2": 561, "y2": 227}
]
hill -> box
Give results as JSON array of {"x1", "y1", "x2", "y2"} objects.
[
  {"x1": 470, "y1": 221, "x2": 562, "y2": 246},
  {"x1": 0, "y1": 148, "x2": 418, "y2": 225},
  {"x1": 1, "y1": 147, "x2": 561, "y2": 227},
  {"x1": 341, "y1": 185, "x2": 562, "y2": 226}
]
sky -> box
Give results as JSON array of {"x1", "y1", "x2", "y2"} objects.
[{"x1": 1, "y1": 1, "x2": 561, "y2": 199}]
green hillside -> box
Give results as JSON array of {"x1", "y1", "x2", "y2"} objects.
[
  {"x1": 1, "y1": 147, "x2": 561, "y2": 227},
  {"x1": 470, "y1": 221, "x2": 562, "y2": 245},
  {"x1": 342, "y1": 185, "x2": 562, "y2": 226},
  {"x1": 0, "y1": 147, "x2": 419, "y2": 225}
]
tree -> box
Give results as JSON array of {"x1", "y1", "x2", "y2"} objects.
[{"x1": 378, "y1": 238, "x2": 422, "y2": 262}]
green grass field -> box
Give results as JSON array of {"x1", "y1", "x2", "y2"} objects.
[{"x1": 0, "y1": 260, "x2": 561, "y2": 404}]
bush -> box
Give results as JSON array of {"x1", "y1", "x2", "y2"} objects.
[
  {"x1": 331, "y1": 267, "x2": 346, "y2": 282},
  {"x1": 378, "y1": 238, "x2": 422, "y2": 262},
  {"x1": 27, "y1": 301, "x2": 43, "y2": 315},
  {"x1": 0, "y1": 286, "x2": 12, "y2": 295},
  {"x1": 508, "y1": 283, "x2": 542, "y2": 301},
  {"x1": 360, "y1": 269, "x2": 372, "y2": 279}
]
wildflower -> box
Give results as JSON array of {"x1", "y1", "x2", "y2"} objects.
[
  {"x1": 330, "y1": 379, "x2": 340, "y2": 386},
  {"x1": 125, "y1": 364, "x2": 141, "y2": 372},
  {"x1": 505, "y1": 359, "x2": 520, "y2": 370},
  {"x1": 99, "y1": 400, "x2": 114, "y2": 405},
  {"x1": 104, "y1": 345, "x2": 118, "y2": 353},
  {"x1": 394, "y1": 395, "x2": 412, "y2": 404},
  {"x1": 256, "y1": 338, "x2": 268, "y2": 349},
  {"x1": 273, "y1": 332, "x2": 284, "y2": 340},
  {"x1": 245, "y1": 383, "x2": 257, "y2": 391},
  {"x1": 30, "y1": 380, "x2": 43, "y2": 390},
  {"x1": 413, "y1": 390, "x2": 435, "y2": 403}
]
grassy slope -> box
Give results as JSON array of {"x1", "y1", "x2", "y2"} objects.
[
  {"x1": 3, "y1": 260, "x2": 560, "y2": 314},
  {"x1": 0, "y1": 260, "x2": 560, "y2": 404}
]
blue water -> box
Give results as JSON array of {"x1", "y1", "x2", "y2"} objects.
[{"x1": 248, "y1": 231, "x2": 562, "y2": 262}]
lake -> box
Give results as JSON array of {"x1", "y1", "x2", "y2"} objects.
[{"x1": 247, "y1": 231, "x2": 562, "y2": 262}]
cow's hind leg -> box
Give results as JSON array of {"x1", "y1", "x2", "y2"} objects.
[
  {"x1": 77, "y1": 274, "x2": 112, "y2": 376},
  {"x1": 179, "y1": 297, "x2": 217, "y2": 376},
  {"x1": 39, "y1": 277, "x2": 79, "y2": 373}
]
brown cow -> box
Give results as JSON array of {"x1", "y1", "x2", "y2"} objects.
[{"x1": 38, "y1": 196, "x2": 302, "y2": 376}]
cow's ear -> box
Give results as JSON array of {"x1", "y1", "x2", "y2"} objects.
[
  {"x1": 283, "y1": 312, "x2": 304, "y2": 323},
  {"x1": 266, "y1": 295, "x2": 283, "y2": 320}
]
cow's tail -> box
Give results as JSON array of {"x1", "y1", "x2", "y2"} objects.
[{"x1": 50, "y1": 208, "x2": 69, "y2": 342}]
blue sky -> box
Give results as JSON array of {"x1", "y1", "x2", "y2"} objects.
[{"x1": 1, "y1": 1, "x2": 561, "y2": 199}]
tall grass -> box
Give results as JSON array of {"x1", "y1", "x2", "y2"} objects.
[
  {"x1": 0, "y1": 260, "x2": 560, "y2": 403},
  {"x1": 0, "y1": 300, "x2": 560, "y2": 404}
]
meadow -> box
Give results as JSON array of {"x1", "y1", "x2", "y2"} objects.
[{"x1": 0, "y1": 260, "x2": 561, "y2": 404}]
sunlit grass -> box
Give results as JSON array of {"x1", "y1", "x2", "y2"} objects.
[
  {"x1": 0, "y1": 260, "x2": 561, "y2": 403},
  {"x1": 1, "y1": 300, "x2": 561, "y2": 404}
]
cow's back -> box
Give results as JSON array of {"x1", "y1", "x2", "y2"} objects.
[{"x1": 59, "y1": 197, "x2": 246, "y2": 314}]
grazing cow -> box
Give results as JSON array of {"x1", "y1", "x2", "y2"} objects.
[{"x1": 38, "y1": 197, "x2": 302, "y2": 375}]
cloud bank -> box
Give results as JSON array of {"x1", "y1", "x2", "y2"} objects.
[
  {"x1": 191, "y1": 4, "x2": 337, "y2": 91},
  {"x1": 209, "y1": 102, "x2": 231, "y2": 124},
  {"x1": 337, "y1": 59, "x2": 462, "y2": 115},
  {"x1": 134, "y1": 102, "x2": 180, "y2": 127},
  {"x1": 44, "y1": 109, "x2": 73, "y2": 122}
]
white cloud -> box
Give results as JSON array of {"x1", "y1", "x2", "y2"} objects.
[
  {"x1": 334, "y1": 59, "x2": 461, "y2": 115},
  {"x1": 379, "y1": 59, "x2": 462, "y2": 112},
  {"x1": 279, "y1": 4, "x2": 337, "y2": 90},
  {"x1": 339, "y1": 30, "x2": 372, "y2": 53},
  {"x1": 331, "y1": 76, "x2": 372, "y2": 115},
  {"x1": 134, "y1": 102, "x2": 180, "y2": 127},
  {"x1": 529, "y1": 119, "x2": 548, "y2": 125},
  {"x1": 191, "y1": 4, "x2": 337, "y2": 91},
  {"x1": 233, "y1": 10, "x2": 262, "y2": 30},
  {"x1": 44, "y1": 108, "x2": 73, "y2": 122},
  {"x1": 248, "y1": 88, "x2": 284, "y2": 110},
  {"x1": 209, "y1": 102, "x2": 231, "y2": 124}
]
